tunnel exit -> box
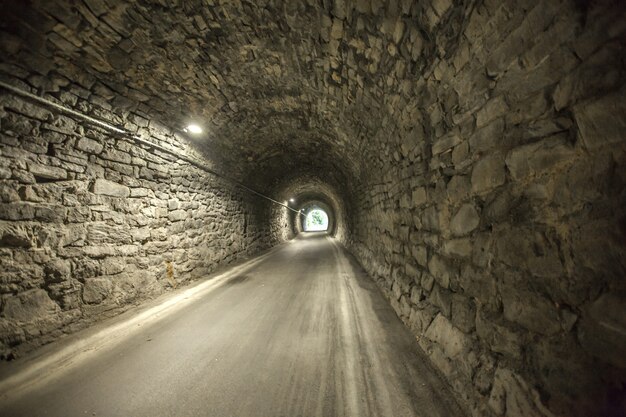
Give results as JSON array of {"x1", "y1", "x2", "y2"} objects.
[{"x1": 304, "y1": 208, "x2": 329, "y2": 232}]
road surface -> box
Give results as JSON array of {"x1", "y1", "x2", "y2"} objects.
[{"x1": 0, "y1": 233, "x2": 464, "y2": 417}]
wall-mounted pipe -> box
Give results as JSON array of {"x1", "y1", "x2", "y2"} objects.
[{"x1": 0, "y1": 80, "x2": 303, "y2": 216}]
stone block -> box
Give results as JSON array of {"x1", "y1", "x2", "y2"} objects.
[
  {"x1": 148, "y1": 227, "x2": 167, "y2": 242},
  {"x1": 136, "y1": 162, "x2": 153, "y2": 178},
  {"x1": 355, "y1": 0, "x2": 369, "y2": 13},
  {"x1": 471, "y1": 153, "x2": 506, "y2": 194},
  {"x1": 507, "y1": 92, "x2": 550, "y2": 126},
  {"x1": 28, "y1": 163, "x2": 67, "y2": 180},
  {"x1": 459, "y1": 265, "x2": 498, "y2": 311},
  {"x1": 451, "y1": 294, "x2": 475, "y2": 333},
  {"x1": 76, "y1": 137, "x2": 103, "y2": 154},
  {"x1": 496, "y1": 47, "x2": 579, "y2": 101},
  {"x1": 3, "y1": 96, "x2": 53, "y2": 121},
  {"x1": 432, "y1": 132, "x2": 461, "y2": 155},
  {"x1": 397, "y1": 295, "x2": 412, "y2": 319},
  {"x1": 130, "y1": 187, "x2": 149, "y2": 197},
  {"x1": 408, "y1": 305, "x2": 437, "y2": 334},
  {"x1": 168, "y1": 209, "x2": 187, "y2": 222},
  {"x1": 431, "y1": 0, "x2": 452, "y2": 17},
  {"x1": 421, "y1": 272, "x2": 435, "y2": 292},
  {"x1": 526, "y1": 117, "x2": 571, "y2": 139},
  {"x1": 0, "y1": 222, "x2": 33, "y2": 247},
  {"x1": 476, "y1": 96, "x2": 509, "y2": 128},
  {"x1": 11, "y1": 169, "x2": 36, "y2": 184},
  {"x1": 1, "y1": 289, "x2": 59, "y2": 322},
  {"x1": 35, "y1": 204, "x2": 67, "y2": 223},
  {"x1": 409, "y1": 285, "x2": 422, "y2": 304},
  {"x1": 446, "y1": 175, "x2": 470, "y2": 202},
  {"x1": 450, "y1": 203, "x2": 479, "y2": 236},
  {"x1": 106, "y1": 161, "x2": 134, "y2": 176},
  {"x1": 428, "y1": 254, "x2": 454, "y2": 288},
  {"x1": 411, "y1": 187, "x2": 427, "y2": 206},
  {"x1": 501, "y1": 286, "x2": 561, "y2": 336},
  {"x1": 505, "y1": 134, "x2": 576, "y2": 181},
  {"x1": 527, "y1": 250, "x2": 563, "y2": 279},
  {"x1": 0, "y1": 203, "x2": 36, "y2": 220},
  {"x1": 44, "y1": 115, "x2": 78, "y2": 135},
  {"x1": 92, "y1": 178, "x2": 130, "y2": 197},
  {"x1": 469, "y1": 118, "x2": 504, "y2": 153},
  {"x1": 555, "y1": 38, "x2": 622, "y2": 105},
  {"x1": 442, "y1": 238, "x2": 471, "y2": 258},
  {"x1": 451, "y1": 141, "x2": 469, "y2": 167},
  {"x1": 405, "y1": 262, "x2": 420, "y2": 281},
  {"x1": 455, "y1": 348, "x2": 480, "y2": 382},
  {"x1": 0, "y1": 167, "x2": 11, "y2": 179},
  {"x1": 100, "y1": 257, "x2": 126, "y2": 275},
  {"x1": 330, "y1": 18, "x2": 342, "y2": 40},
  {"x1": 73, "y1": 245, "x2": 115, "y2": 259},
  {"x1": 489, "y1": 368, "x2": 554, "y2": 417},
  {"x1": 131, "y1": 226, "x2": 151, "y2": 243},
  {"x1": 452, "y1": 42, "x2": 470, "y2": 73},
  {"x1": 421, "y1": 205, "x2": 448, "y2": 232},
  {"x1": 131, "y1": 156, "x2": 147, "y2": 167},
  {"x1": 398, "y1": 193, "x2": 410, "y2": 210},
  {"x1": 429, "y1": 284, "x2": 452, "y2": 317},
  {"x1": 168, "y1": 199, "x2": 180, "y2": 210},
  {"x1": 573, "y1": 88, "x2": 626, "y2": 150},
  {"x1": 495, "y1": 228, "x2": 532, "y2": 268},
  {"x1": 147, "y1": 161, "x2": 168, "y2": 174},
  {"x1": 483, "y1": 189, "x2": 517, "y2": 222},
  {"x1": 391, "y1": 281, "x2": 403, "y2": 300},
  {"x1": 426, "y1": 343, "x2": 456, "y2": 381},
  {"x1": 44, "y1": 259, "x2": 71, "y2": 283},
  {"x1": 155, "y1": 207, "x2": 168, "y2": 218},
  {"x1": 412, "y1": 245, "x2": 428, "y2": 267},
  {"x1": 87, "y1": 222, "x2": 132, "y2": 245},
  {"x1": 18, "y1": 185, "x2": 45, "y2": 203},
  {"x1": 82, "y1": 277, "x2": 113, "y2": 304},
  {"x1": 424, "y1": 313, "x2": 471, "y2": 358},
  {"x1": 578, "y1": 291, "x2": 626, "y2": 368},
  {"x1": 116, "y1": 245, "x2": 140, "y2": 257},
  {"x1": 476, "y1": 310, "x2": 522, "y2": 359}
]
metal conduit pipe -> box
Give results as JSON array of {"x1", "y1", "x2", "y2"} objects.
[{"x1": 0, "y1": 80, "x2": 303, "y2": 216}]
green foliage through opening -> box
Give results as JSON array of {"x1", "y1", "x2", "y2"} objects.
[{"x1": 304, "y1": 208, "x2": 329, "y2": 231}]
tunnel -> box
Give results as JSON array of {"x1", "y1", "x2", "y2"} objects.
[
  {"x1": 0, "y1": 1, "x2": 625, "y2": 416},
  {"x1": 302, "y1": 205, "x2": 330, "y2": 232}
]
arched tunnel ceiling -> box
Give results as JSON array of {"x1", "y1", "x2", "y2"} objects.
[
  {"x1": 0, "y1": 0, "x2": 469, "y2": 190},
  {"x1": 275, "y1": 174, "x2": 344, "y2": 209}
]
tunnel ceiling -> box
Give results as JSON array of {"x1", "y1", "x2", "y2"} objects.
[
  {"x1": 275, "y1": 174, "x2": 345, "y2": 212},
  {"x1": 0, "y1": 0, "x2": 469, "y2": 191}
]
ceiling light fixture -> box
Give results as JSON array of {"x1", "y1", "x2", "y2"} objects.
[{"x1": 184, "y1": 124, "x2": 203, "y2": 134}]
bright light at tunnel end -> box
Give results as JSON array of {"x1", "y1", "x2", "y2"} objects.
[
  {"x1": 304, "y1": 208, "x2": 329, "y2": 232},
  {"x1": 289, "y1": 198, "x2": 295, "y2": 203},
  {"x1": 184, "y1": 124, "x2": 203, "y2": 134}
]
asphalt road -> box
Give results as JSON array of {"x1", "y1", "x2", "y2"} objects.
[{"x1": 0, "y1": 233, "x2": 464, "y2": 417}]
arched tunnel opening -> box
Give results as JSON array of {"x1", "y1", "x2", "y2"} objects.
[
  {"x1": 303, "y1": 206, "x2": 329, "y2": 232},
  {"x1": 0, "y1": 1, "x2": 625, "y2": 417}
]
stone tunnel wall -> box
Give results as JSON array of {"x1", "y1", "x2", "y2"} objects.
[
  {"x1": 269, "y1": 203, "x2": 295, "y2": 243},
  {"x1": 0, "y1": 78, "x2": 276, "y2": 359},
  {"x1": 348, "y1": 2, "x2": 626, "y2": 417}
]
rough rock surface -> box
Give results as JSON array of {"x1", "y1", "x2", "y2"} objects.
[
  {"x1": 0, "y1": 1, "x2": 625, "y2": 417},
  {"x1": 0, "y1": 93, "x2": 277, "y2": 360}
]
